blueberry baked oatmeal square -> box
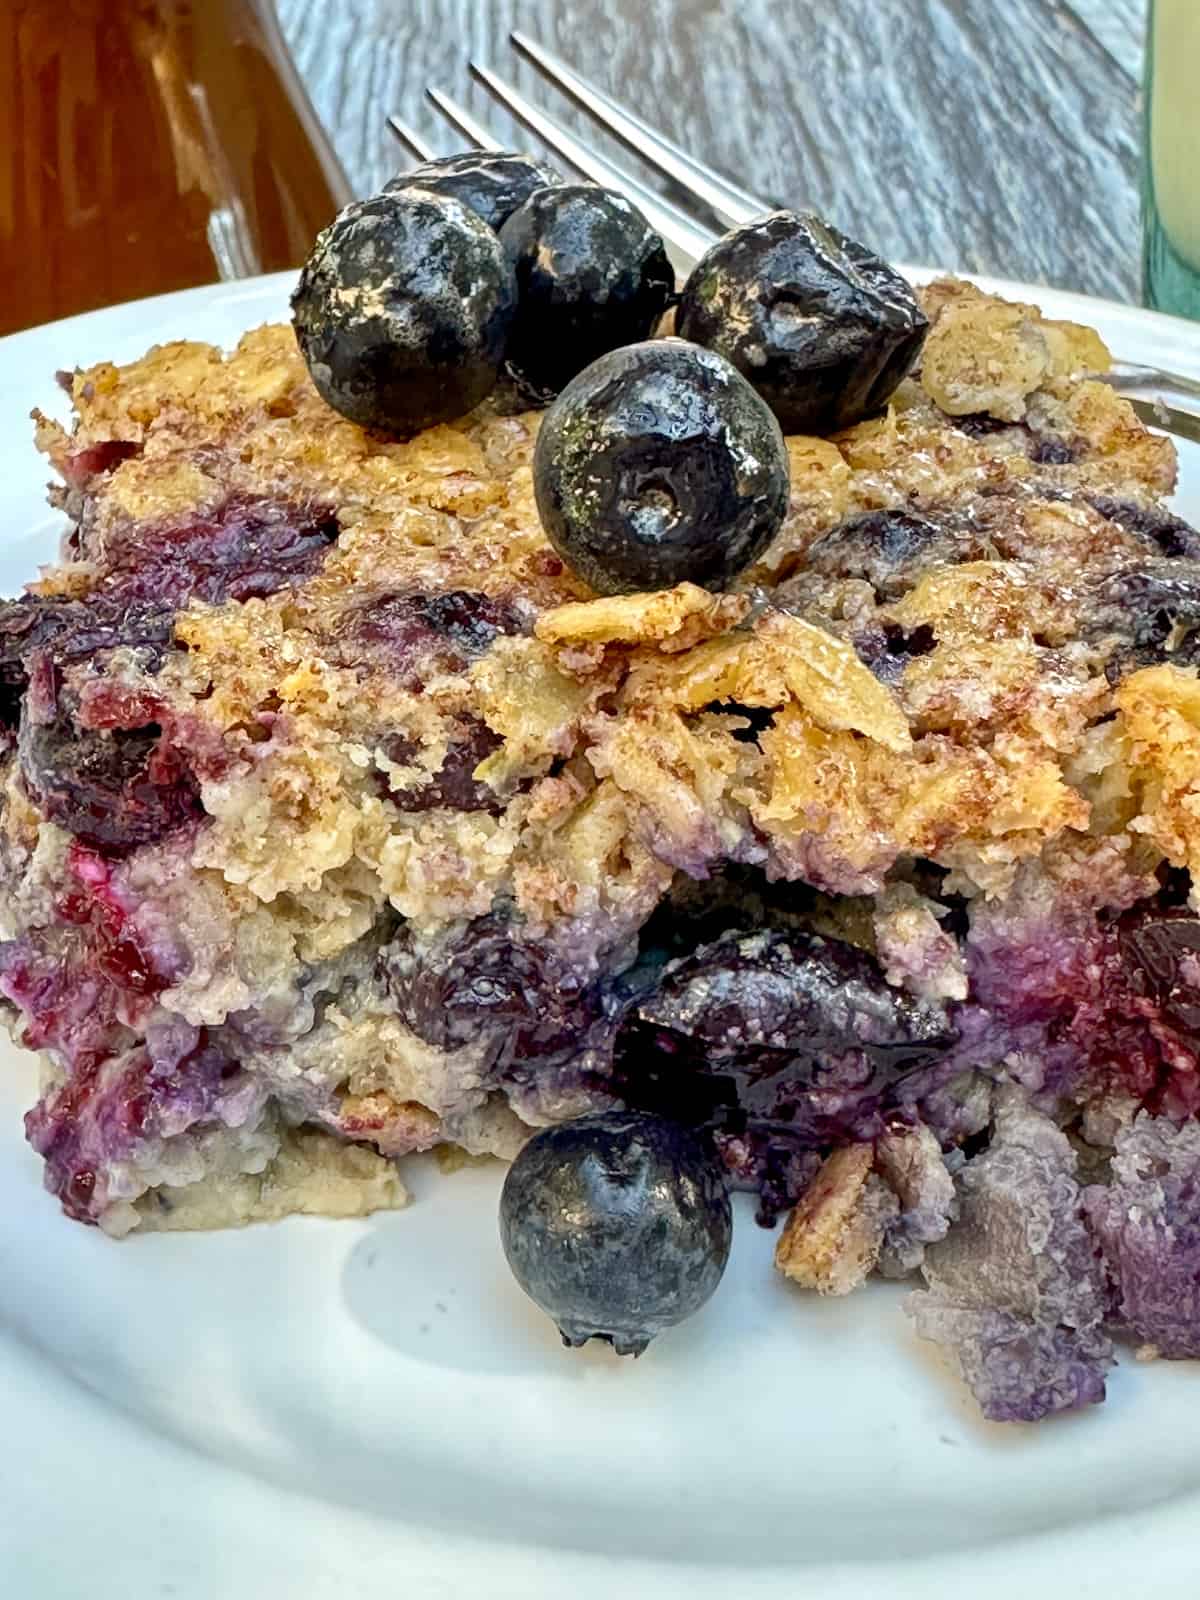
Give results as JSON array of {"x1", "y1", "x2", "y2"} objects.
[{"x1": 6, "y1": 155, "x2": 1200, "y2": 1424}]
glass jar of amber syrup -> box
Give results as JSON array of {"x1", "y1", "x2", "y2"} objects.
[{"x1": 1, "y1": 0, "x2": 352, "y2": 334}]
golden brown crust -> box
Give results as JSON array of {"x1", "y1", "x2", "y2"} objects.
[{"x1": 30, "y1": 285, "x2": 1188, "y2": 922}]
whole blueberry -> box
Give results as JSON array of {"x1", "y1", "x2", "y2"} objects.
[
  {"x1": 500, "y1": 1110, "x2": 733, "y2": 1355},
  {"x1": 291, "y1": 190, "x2": 516, "y2": 435},
  {"x1": 498, "y1": 184, "x2": 675, "y2": 401},
  {"x1": 533, "y1": 339, "x2": 790, "y2": 593},
  {"x1": 385, "y1": 150, "x2": 562, "y2": 233},
  {"x1": 677, "y1": 210, "x2": 928, "y2": 434}
]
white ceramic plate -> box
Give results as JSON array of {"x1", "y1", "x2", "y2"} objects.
[{"x1": 4, "y1": 274, "x2": 1200, "y2": 1599}]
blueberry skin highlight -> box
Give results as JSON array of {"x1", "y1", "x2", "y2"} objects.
[
  {"x1": 677, "y1": 210, "x2": 928, "y2": 434},
  {"x1": 499, "y1": 1111, "x2": 733, "y2": 1356},
  {"x1": 533, "y1": 339, "x2": 790, "y2": 594},
  {"x1": 384, "y1": 150, "x2": 562, "y2": 233},
  {"x1": 291, "y1": 189, "x2": 516, "y2": 435},
  {"x1": 499, "y1": 183, "x2": 675, "y2": 401}
]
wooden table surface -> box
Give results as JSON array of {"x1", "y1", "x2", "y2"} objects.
[{"x1": 278, "y1": 0, "x2": 1149, "y2": 304}]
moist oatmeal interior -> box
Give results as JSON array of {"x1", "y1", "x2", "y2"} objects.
[{"x1": 6, "y1": 277, "x2": 1200, "y2": 1414}]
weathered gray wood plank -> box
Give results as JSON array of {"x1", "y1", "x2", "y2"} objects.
[
  {"x1": 277, "y1": 0, "x2": 1148, "y2": 301},
  {"x1": 1061, "y1": 0, "x2": 1144, "y2": 77}
]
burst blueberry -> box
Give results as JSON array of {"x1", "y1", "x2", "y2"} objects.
[{"x1": 20, "y1": 704, "x2": 202, "y2": 856}]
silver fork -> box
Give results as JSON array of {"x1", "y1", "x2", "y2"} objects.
[{"x1": 390, "y1": 35, "x2": 1200, "y2": 446}]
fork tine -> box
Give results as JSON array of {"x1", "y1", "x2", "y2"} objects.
[
  {"x1": 386, "y1": 115, "x2": 438, "y2": 163},
  {"x1": 424, "y1": 88, "x2": 506, "y2": 153},
  {"x1": 467, "y1": 61, "x2": 713, "y2": 272},
  {"x1": 509, "y1": 32, "x2": 769, "y2": 230}
]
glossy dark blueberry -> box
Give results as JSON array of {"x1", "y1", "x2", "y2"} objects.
[
  {"x1": 616, "y1": 928, "x2": 958, "y2": 1154},
  {"x1": 953, "y1": 413, "x2": 1016, "y2": 440},
  {"x1": 291, "y1": 191, "x2": 516, "y2": 434},
  {"x1": 499, "y1": 1110, "x2": 732, "y2": 1355},
  {"x1": 533, "y1": 339, "x2": 790, "y2": 594},
  {"x1": 676, "y1": 210, "x2": 928, "y2": 433},
  {"x1": 498, "y1": 184, "x2": 674, "y2": 401},
  {"x1": 385, "y1": 150, "x2": 561, "y2": 233},
  {"x1": 640, "y1": 929, "x2": 956, "y2": 1070}
]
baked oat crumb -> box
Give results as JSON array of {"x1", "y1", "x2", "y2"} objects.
[{"x1": 774, "y1": 1144, "x2": 897, "y2": 1295}]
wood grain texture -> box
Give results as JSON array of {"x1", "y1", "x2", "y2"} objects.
[{"x1": 276, "y1": 0, "x2": 1149, "y2": 301}]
